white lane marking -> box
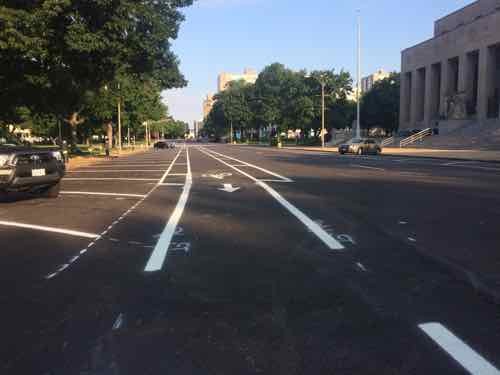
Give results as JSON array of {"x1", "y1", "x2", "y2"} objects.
[
  {"x1": 198, "y1": 147, "x2": 344, "y2": 251},
  {"x1": 68, "y1": 170, "x2": 164, "y2": 173},
  {"x1": 168, "y1": 173, "x2": 187, "y2": 176},
  {"x1": 60, "y1": 191, "x2": 146, "y2": 198},
  {"x1": 218, "y1": 183, "x2": 240, "y2": 193},
  {"x1": 145, "y1": 148, "x2": 192, "y2": 272},
  {"x1": 112, "y1": 313, "x2": 124, "y2": 330},
  {"x1": 351, "y1": 164, "x2": 386, "y2": 172},
  {"x1": 45, "y1": 151, "x2": 184, "y2": 279},
  {"x1": 399, "y1": 220, "x2": 408, "y2": 225},
  {"x1": 207, "y1": 149, "x2": 293, "y2": 182},
  {"x1": 419, "y1": 323, "x2": 500, "y2": 375},
  {"x1": 158, "y1": 148, "x2": 184, "y2": 185},
  {"x1": 443, "y1": 164, "x2": 500, "y2": 172},
  {"x1": 159, "y1": 183, "x2": 184, "y2": 186},
  {"x1": 64, "y1": 178, "x2": 158, "y2": 181},
  {"x1": 408, "y1": 237, "x2": 417, "y2": 242},
  {"x1": 258, "y1": 179, "x2": 293, "y2": 183},
  {"x1": 77, "y1": 164, "x2": 171, "y2": 168},
  {"x1": 0, "y1": 220, "x2": 98, "y2": 239},
  {"x1": 356, "y1": 262, "x2": 367, "y2": 272}
]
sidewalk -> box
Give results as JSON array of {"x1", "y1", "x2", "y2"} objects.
[{"x1": 280, "y1": 146, "x2": 500, "y2": 163}]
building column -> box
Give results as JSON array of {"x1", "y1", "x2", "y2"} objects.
[
  {"x1": 477, "y1": 46, "x2": 490, "y2": 122},
  {"x1": 439, "y1": 60, "x2": 449, "y2": 118},
  {"x1": 399, "y1": 72, "x2": 408, "y2": 128},
  {"x1": 424, "y1": 65, "x2": 434, "y2": 126},
  {"x1": 410, "y1": 71, "x2": 419, "y2": 126}
]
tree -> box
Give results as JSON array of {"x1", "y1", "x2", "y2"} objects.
[
  {"x1": 360, "y1": 73, "x2": 400, "y2": 134},
  {"x1": 0, "y1": 0, "x2": 193, "y2": 144}
]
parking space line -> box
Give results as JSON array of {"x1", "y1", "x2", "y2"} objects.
[
  {"x1": 198, "y1": 147, "x2": 344, "y2": 251},
  {"x1": 419, "y1": 323, "x2": 500, "y2": 375},
  {"x1": 45, "y1": 149, "x2": 185, "y2": 280},
  {"x1": 68, "y1": 170, "x2": 164, "y2": 173},
  {"x1": 145, "y1": 147, "x2": 192, "y2": 272},
  {"x1": 64, "y1": 178, "x2": 158, "y2": 181},
  {"x1": 60, "y1": 191, "x2": 146, "y2": 198},
  {"x1": 0, "y1": 220, "x2": 99, "y2": 239},
  {"x1": 158, "y1": 148, "x2": 184, "y2": 184}
]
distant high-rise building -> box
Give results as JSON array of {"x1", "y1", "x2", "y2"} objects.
[
  {"x1": 217, "y1": 68, "x2": 258, "y2": 92},
  {"x1": 203, "y1": 94, "x2": 215, "y2": 119},
  {"x1": 360, "y1": 69, "x2": 390, "y2": 94}
]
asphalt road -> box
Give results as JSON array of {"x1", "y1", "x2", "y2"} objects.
[{"x1": 1, "y1": 144, "x2": 499, "y2": 375}]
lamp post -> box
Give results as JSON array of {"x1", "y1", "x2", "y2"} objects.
[
  {"x1": 117, "y1": 83, "x2": 122, "y2": 152},
  {"x1": 307, "y1": 74, "x2": 329, "y2": 148},
  {"x1": 356, "y1": 10, "x2": 362, "y2": 139}
]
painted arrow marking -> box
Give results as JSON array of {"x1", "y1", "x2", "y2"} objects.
[{"x1": 218, "y1": 183, "x2": 240, "y2": 193}]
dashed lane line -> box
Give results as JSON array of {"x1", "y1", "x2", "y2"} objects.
[
  {"x1": 351, "y1": 164, "x2": 386, "y2": 172},
  {"x1": 198, "y1": 147, "x2": 344, "y2": 251},
  {"x1": 419, "y1": 323, "x2": 500, "y2": 375},
  {"x1": 0, "y1": 220, "x2": 99, "y2": 239},
  {"x1": 45, "y1": 148, "x2": 185, "y2": 280}
]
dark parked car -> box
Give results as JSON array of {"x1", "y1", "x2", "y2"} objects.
[
  {"x1": 0, "y1": 136, "x2": 65, "y2": 198},
  {"x1": 154, "y1": 141, "x2": 175, "y2": 150},
  {"x1": 338, "y1": 139, "x2": 382, "y2": 155}
]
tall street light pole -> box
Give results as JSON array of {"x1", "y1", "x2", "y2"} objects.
[
  {"x1": 321, "y1": 81, "x2": 326, "y2": 148},
  {"x1": 356, "y1": 10, "x2": 362, "y2": 139},
  {"x1": 117, "y1": 83, "x2": 122, "y2": 152}
]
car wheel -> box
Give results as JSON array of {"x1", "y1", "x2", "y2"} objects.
[
  {"x1": 357, "y1": 148, "x2": 363, "y2": 155},
  {"x1": 42, "y1": 182, "x2": 61, "y2": 198},
  {"x1": 339, "y1": 150, "x2": 345, "y2": 155}
]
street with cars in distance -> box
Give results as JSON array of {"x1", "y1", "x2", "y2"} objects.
[{"x1": 1, "y1": 143, "x2": 500, "y2": 374}]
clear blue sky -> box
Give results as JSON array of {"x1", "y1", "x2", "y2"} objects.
[{"x1": 162, "y1": 0, "x2": 472, "y2": 126}]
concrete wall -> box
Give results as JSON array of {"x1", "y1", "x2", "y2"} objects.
[
  {"x1": 434, "y1": 0, "x2": 500, "y2": 36},
  {"x1": 400, "y1": 6, "x2": 500, "y2": 131}
]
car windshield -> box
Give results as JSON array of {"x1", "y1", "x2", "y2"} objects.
[
  {"x1": 0, "y1": 133, "x2": 22, "y2": 146},
  {"x1": 2, "y1": 1, "x2": 500, "y2": 374}
]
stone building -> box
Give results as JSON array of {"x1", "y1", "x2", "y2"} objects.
[
  {"x1": 400, "y1": 0, "x2": 500, "y2": 131},
  {"x1": 217, "y1": 68, "x2": 258, "y2": 92}
]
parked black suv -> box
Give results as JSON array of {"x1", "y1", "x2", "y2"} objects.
[{"x1": 0, "y1": 136, "x2": 66, "y2": 198}]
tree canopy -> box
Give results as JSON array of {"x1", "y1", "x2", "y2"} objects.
[{"x1": 0, "y1": 0, "x2": 193, "y2": 144}]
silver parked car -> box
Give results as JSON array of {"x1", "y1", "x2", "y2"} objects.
[{"x1": 338, "y1": 139, "x2": 382, "y2": 155}]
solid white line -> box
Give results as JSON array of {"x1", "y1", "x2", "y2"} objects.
[
  {"x1": 68, "y1": 170, "x2": 164, "y2": 173},
  {"x1": 198, "y1": 147, "x2": 344, "y2": 250},
  {"x1": 159, "y1": 183, "x2": 184, "y2": 186},
  {"x1": 64, "y1": 178, "x2": 158, "y2": 181},
  {"x1": 168, "y1": 173, "x2": 187, "y2": 176},
  {"x1": 145, "y1": 148, "x2": 192, "y2": 272},
  {"x1": 0, "y1": 220, "x2": 98, "y2": 239},
  {"x1": 60, "y1": 191, "x2": 146, "y2": 198},
  {"x1": 351, "y1": 164, "x2": 385, "y2": 172},
  {"x1": 419, "y1": 323, "x2": 500, "y2": 375},
  {"x1": 207, "y1": 149, "x2": 293, "y2": 182},
  {"x1": 158, "y1": 148, "x2": 184, "y2": 185}
]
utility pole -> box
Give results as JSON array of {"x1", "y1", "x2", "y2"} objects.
[
  {"x1": 127, "y1": 126, "x2": 130, "y2": 148},
  {"x1": 117, "y1": 83, "x2": 122, "y2": 152},
  {"x1": 356, "y1": 10, "x2": 362, "y2": 139},
  {"x1": 321, "y1": 81, "x2": 326, "y2": 148},
  {"x1": 230, "y1": 120, "x2": 234, "y2": 144}
]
